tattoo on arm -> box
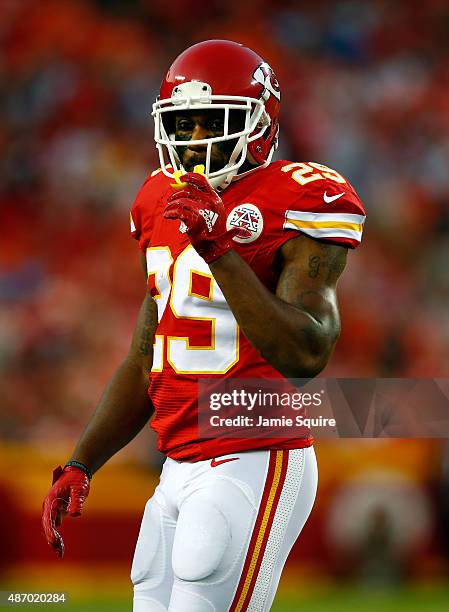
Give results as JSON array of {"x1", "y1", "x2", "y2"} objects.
[
  {"x1": 278, "y1": 267, "x2": 316, "y2": 308},
  {"x1": 308, "y1": 255, "x2": 321, "y2": 278},
  {"x1": 277, "y1": 238, "x2": 347, "y2": 328},
  {"x1": 308, "y1": 244, "x2": 346, "y2": 283}
]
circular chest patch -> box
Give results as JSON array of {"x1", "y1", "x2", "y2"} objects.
[{"x1": 226, "y1": 203, "x2": 264, "y2": 244}]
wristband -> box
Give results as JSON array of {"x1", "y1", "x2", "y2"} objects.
[{"x1": 64, "y1": 460, "x2": 93, "y2": 481}]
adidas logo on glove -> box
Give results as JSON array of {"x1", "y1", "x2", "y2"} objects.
[{"x1": 199, "y1": 209, "x2": 219, "y2": 233}]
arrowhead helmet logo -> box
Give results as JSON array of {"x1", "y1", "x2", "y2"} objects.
[{"x1": 253, "y1": 63, "x2": 281, "y2": 101}]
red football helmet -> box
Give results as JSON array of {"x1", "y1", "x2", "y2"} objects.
[{"x1": 152, "y1": 40, "x2": 281, "y2": 189}]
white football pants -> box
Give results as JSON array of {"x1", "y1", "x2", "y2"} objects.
[{"x1": 131, "y1": 447, "x2": 317, "y2": 612}]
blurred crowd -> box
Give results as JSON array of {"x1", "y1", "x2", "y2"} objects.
[{"x1": 1, "y1": 0, "x2": 449, "y2": 442}]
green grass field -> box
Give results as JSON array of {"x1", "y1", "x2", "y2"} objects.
[{"x1": 38, "y1": 585, "x2": 449, "y2": 612}]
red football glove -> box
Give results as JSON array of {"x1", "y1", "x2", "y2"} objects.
[
  {"x1": 164, "y1": 172, "x2": 237, "y2": 263},
  {"x1": 42, "y1": 465, "x2": 90, "y2": 558}
]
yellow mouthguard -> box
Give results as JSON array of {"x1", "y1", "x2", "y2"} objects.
[{"x1": 170, "y1": 164, "x2": 206, "y2": 189}]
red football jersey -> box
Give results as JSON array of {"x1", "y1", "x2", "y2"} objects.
[{"x1": 130, "y1": 160, "x2": 366, "y2": 461}]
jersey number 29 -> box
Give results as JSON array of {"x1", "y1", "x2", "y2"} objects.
[{"x1": 146, "y1": 245, "x2": 239, "y2": 374}]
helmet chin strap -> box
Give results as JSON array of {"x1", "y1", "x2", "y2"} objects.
[
  {"x1": 179, "y1": 161, "x2": 238, "y2": 191},
  {"x1": 210, "y1": 137, "x2": 277, "y2": 190},
  {"x1": 209, "y1": 174, "x2": 231, "y2": 190},
  {"x1": 212, "y1": 135, "x2": 247, "y2": 189}
]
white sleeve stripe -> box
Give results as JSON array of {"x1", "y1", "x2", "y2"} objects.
[
  {"x1": 285, "y1": 210, "x2": 366, "y2": 224},
  {"x1": 130, "y1": 213, "x2": 136, "y2": 233},
  {"x1": 283, "y1": 223, "x2": 363, "y2": 242}
]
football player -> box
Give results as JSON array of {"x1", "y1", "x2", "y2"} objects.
[{"x1": 42, "y1": 40, "x2": 366, "y2": 611}]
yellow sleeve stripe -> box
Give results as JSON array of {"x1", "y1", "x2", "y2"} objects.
[
  {"x1": 283, "y1": 224, "x2": 363, "y2": 242},
  {"x1": 283, "y1": 209, "x2": 365, "y2": 242},
  {"x1": 285, "y1": 218, "x2": 363, "y2": 232}
]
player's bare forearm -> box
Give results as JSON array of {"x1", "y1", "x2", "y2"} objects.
[
  {"x1": 209, "y1": 235, "x2": 347, "y2": 378},
  {"x1": 69, "y1": 293, "x2": 157, "y2": 474}
]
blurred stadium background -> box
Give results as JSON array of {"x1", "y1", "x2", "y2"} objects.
[{"x1": 1, "y1": 0, "x2": 449, "y2": 610}]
